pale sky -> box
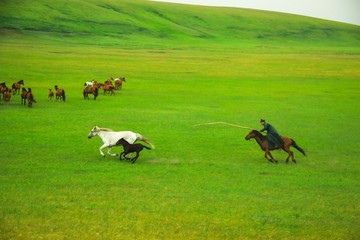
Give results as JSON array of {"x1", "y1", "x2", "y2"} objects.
[{"x1": 151, "y1": 0, "x2": 360, "y2": 26}]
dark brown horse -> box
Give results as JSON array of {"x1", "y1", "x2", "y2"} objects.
[
  {"x1": 115, "y1": 138, "x2": 151, "y2": 163},
  {"x1": 21, "y1": 87, "x2": 36, "y2": 107},
  {"x1": 12, "y1": 80, "x2": 24, "y2": 95},
  {"x1": 54, "y1": 85, "x2": 66, "y2": 102},
  {"x1": 245, "y1": 130, "x2": 305, "y2": 164},
  {"x1": 83, "y1": 86, "x2": 99, "y2": 100}
]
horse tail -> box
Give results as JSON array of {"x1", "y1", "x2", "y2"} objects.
[
  {"x1": 143, "y1": 146, "x2": 151, "y2": 150},
  {"x1": 291, "y1": 139, "x2": 306, "y2": 156},
  {"x1": 137, "y1": 133, "x2": 155, "y2": 149},
  {"x1": 62, "y1": 90, "x2": 66, "y2": 102}
]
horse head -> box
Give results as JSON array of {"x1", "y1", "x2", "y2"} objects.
[
  {"x1": 88, "y1": 126, "x2": 100, "y2": 139},
  {"x1": 245, "y1": 130, "x2": 260, "y2": 140}
]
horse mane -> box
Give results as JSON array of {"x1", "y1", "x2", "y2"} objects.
[
  {"x1": 253, "y1": 130, "x2": 266, "y2": 140},
  {"x1": 98, "y1": 127, "x2": 113, "y2": 131}
]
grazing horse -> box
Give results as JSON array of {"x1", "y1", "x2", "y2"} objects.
[
  {"x1": 87, "y1": 126, "x2": 154, "y2": 157},
  {"x1": 114, "y1": 77, "x2": 126, "y2": 90},
  {"x1": 83, "y1": 86, "x2": 99, "y2": 100},
  {"x1": 12, "y1": 80, "x2": 24, "y2": 95},
  {"x1": 21, "y1": 87, "x2": 36, "y2": 107},
  {"x1": 54, "y1": 85, "x2": 66, "y2": 102},
  {"x1": 245, "y1": 130, "x2": 305, "y2": 163},
  {"x1": 115, "y1": 138, "x2": 151, "y2": 163}
]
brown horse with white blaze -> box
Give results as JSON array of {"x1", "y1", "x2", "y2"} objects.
[{"x1": 245, "y1": 130, "x2": 305, "y2": 164}]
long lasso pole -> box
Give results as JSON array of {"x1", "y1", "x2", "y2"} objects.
[{"x1": 193, "y1": 122, "x2": 253, "y2": 130}]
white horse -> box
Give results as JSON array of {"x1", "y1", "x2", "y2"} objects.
[
  {"x1": 84, "y1": 80, "x2": 95, "y2": 90},
  {"x1": 87, "y1": 126, "x2": 154, "y2": 157}
]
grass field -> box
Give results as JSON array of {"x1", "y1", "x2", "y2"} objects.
[{"x1": 1, "y1": 0, "x2": 360, "y2": 239}]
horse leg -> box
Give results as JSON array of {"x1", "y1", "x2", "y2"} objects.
[
  {"x1": 286, "y1": 155, "x2": 290, "y2": 163},
  {"x1": 99, "y1": 144, "x2": 108, "y2": 157},
  {"x1": 122, "y1": 152, "x2": 131, "y2": 160},
  {"x1": 291, "y1": 151, "x2": 296, "y2": 164},
  {"x1": 131, "y1": 152, "x2": 140, "y2": 164},
  {"x1": 264, "y1": 149, "x2": 277, "y2": 163},
  {"x1": 268, "y1": 151, "x2": 278, "y2": 163},
  {"x1": 264, "y1": 153, "x2": 275, "y2": 163},
  {"x1": 107, "y1": 146, "x2": 118, "y2": 157}
]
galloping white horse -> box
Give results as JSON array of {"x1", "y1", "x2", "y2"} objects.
[{"x1": 87, "y1": 126, "x2": 154, "y2": 157}]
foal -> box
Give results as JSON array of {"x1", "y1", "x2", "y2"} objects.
[
  {"x1": 115, "y1": 138, "x2": 151, "y2": 163},
  {"x1": 48, "y1": 89, "x2": 54, "y2": 101}
]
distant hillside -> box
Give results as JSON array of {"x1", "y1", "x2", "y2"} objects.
[{"x1": 0, "y1": 0, "x2": 359, "y2": 49}]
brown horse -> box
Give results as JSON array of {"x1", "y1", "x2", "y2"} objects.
[
  {"x1": 114, "y1": 77, "x2": 126, "y2": 90},
  {"x1": 21, "y1": 87, "x2": 36, "y2": 107},
  {"x1": 54, "y1": 85, "x2": 66, "y2": 102},
  {"x1": 48, "y1": 89, "x2": 54, "y2": 101},
  {"x1": 3, "y1": 88, "x2": 12, "y2": 102},
  {"x1": 83, "y1": 86, "x2": 99, "y2": 100},
  {"x1": 105, "y1": 77, "x2": 114, "y2": 86},
  {"x1": 0, "y1": 82, "x2": 7, "y2": 101},
  {"x1": 103, "y1": 83, "x2": 115, "y2": 95},
  {"x1": 245, "y1": 130, "x2": 306, "y2": 164},
  {"x1": 12, "y1": 80, "x2": 24, "y2": 95}
]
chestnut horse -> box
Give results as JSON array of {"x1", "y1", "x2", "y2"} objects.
[
  {"x1": 0, "y1": 82, "x2": 7, "y2": 101},
  {"x1": 21, "y1": 87, "x2": 36, "y2": 107},
  {"x1": 48, "y1": 89, "x2": 54, "y2": 101},
  {"x1": 83, "y1": 86, "x2": 99, "y2": 100},
  {"x1": 54, "y1": 85, "x2": 66, "y2": 102},
  {"x1": 114, "y1": 77, "x2": 126, "y2": 90},
  {"x1": 12, "y1": 80, "x2": 24, "y2": 95},
  {"x1": 245, "y1": 130, "x2": 305, "y2": 164},
  {"x1": 3, "y1": 88, "x2": 12, "y2": 102},
  {"x1": 103, "y1": 83, "x2": 115, "y2": 95}
]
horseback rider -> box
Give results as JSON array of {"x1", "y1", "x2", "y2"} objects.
[{"x1": 260, "y1": 119, "x2": 284, "y2": 149}]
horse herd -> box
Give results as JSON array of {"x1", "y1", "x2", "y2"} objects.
[
  {"x1": 83, "y1": 77, "x2": 126, "y2": 100},
  {"x1": 2, "y1": 78, "x2": 305, "y2": 164},
  {"x1": 0, "y1": 80, "x2": 36, "y2": 107},
  {"x1": 0, "y1": 76, "x2": 126, "y2": 107}
]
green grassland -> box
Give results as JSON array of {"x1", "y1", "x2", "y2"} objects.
[{"x1": 1, "y1": 0, "x2": 360, "y2": 239}]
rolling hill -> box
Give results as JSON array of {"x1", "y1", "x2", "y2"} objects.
[{"x1": 0, "y1": 0, "x2": 359, "y2": 49}]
